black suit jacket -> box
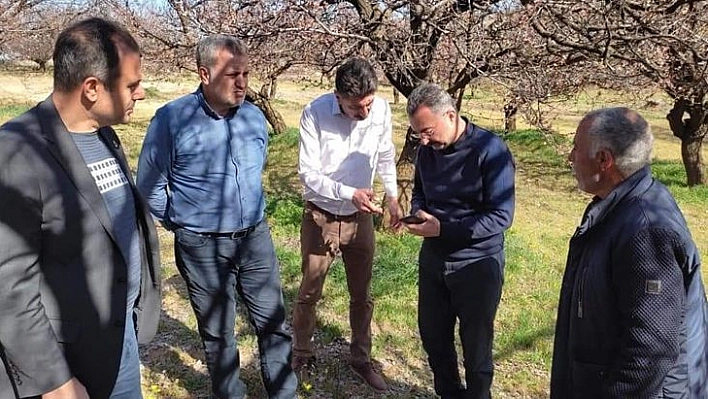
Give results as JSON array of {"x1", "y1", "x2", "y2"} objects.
[{"x1": 0, "y1": 98, "x2": 161, "y2": 398}]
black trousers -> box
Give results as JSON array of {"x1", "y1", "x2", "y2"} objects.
[{"x1": 418, "y1": 246, "x2": 504, "y2": 399}]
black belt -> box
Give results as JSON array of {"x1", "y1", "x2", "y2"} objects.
[{"x1": 195, "y1": 225, "x2": 256, "y2": 239}]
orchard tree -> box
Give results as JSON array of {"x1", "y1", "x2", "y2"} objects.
[
  {"x1": 0, "y1": 1, "x2": 47, "y2": 46},
  {"x1": 4, "y1": 3, "x2": 84, "y2": 70},
  {"x1": 530, "y1": 0, "x2": 708, "y2": 186},
  {"x1": 111, "y1": 0, "x2": 346, "y2": 134},
  {"x1": 291, "y1": 0, "x2": 583, "y2": 215}
]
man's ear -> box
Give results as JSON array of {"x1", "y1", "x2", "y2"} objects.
[
  {"x1": 596, "y1": 148, "x2": 615, "y2": 171},
  {"x1": 82, "y1": 77, "x2": 101, "y2": 103},
  {"x1": 198, "y1": 66, "x2": 210, "y2": 85}
]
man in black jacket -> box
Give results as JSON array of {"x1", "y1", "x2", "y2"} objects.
[{"x1": 551, "y1": 107, "x2": 708, "y2": 398}]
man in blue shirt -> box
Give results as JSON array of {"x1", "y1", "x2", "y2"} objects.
[
  {"x1": 402, "y1": 83, "x2": 515, "y2": 399},
  {"x1": 137, "y1": 35, "x2": 297, "y2": 399}
]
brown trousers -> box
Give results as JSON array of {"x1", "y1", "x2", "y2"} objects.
[{"x1": 291, "y1": 202, "x2": 375, "y2": 365}]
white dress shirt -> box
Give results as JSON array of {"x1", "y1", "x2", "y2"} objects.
[{"x1": 298, "y1": 92, "x2": 398, "y2": 216}]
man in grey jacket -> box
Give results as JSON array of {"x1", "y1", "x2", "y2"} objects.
[
  {"x1": 0, "y1": 18, "x2": 161, "y2": 398},
  {"x1": 551, "y1": 107, "x2": 708, "y2": 398}
]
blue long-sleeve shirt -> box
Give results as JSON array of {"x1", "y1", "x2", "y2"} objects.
[
  {"x1": 411, "y1": 118, "x2": 515, "y2": 261},
  {"x1": 136, "y1": 88, "x2": 267, "y2": 233}
]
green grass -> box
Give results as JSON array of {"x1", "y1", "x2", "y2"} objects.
[
  {"x1": 652, "y1": 159, "x2": 708, "y2": 204},
  {"x1": 258, "y1": 117, "x2": 706, "y2": 397},
  {"x1": 1, "y1": 71, "x2": 705, "y2": 397},
  {"x1": 0, "y1": 103, "x2": 31, "y2": 121}
]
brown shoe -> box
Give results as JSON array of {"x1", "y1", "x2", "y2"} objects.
[
  {"x1": 350, "y1": 362, "x2": 387, "y2": 392},
  {"x1": 292, "y1": 356, "x2": 316, "y2": 390},
  {"x1": 291, "y1": 355, "x2": 315, "y2": 371}
]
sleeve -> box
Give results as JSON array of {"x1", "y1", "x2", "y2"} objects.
[
  {"x1": 0, "y1": 137, "x2": 73, "y2": 396},
  {"x1": 262, "y1": 113, "x2": 269, "y2": 169},
  {"x1": 375, "y1": 101, "x2": 398, "y2": 198},
  {"x1": 604, "y1": 227, "x2": 685, "y2": 397},
  {"x1": 410, "y1": 157, "x2": 425, "y2": 215},
  {"x1": 136, "y1": 108, "x2": 172, "y2": 225},
  {"x1": 439, "y1": 137, "x2": 516, "y2": 242},
  {"x1": 298, "y1": 104, "x2": 356, "y2": 201}
]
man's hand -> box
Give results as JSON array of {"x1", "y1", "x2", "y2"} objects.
[
  {"x1": 42, "y1": 378, "x2": 89, "y2": 399},
  {"x1": 351, "y1": 188, "x2": 383, "y2": 214},
  {"x1": 386, "y1": 196, "x2": 402, "y2": 229},
  {"x1": 404, "y1": 210, "x2": 440, "y2": 237}
]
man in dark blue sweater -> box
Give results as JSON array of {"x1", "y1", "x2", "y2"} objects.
[{"x1": 403, "y1": 83, "x2": 515, "y2": 399}]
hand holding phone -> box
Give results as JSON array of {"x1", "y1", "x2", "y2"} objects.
[{"x1": 400, "y1": 215, "x2": 425, "y2": 224}]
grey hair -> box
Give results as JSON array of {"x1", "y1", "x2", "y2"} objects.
[
  {"x1": 334, "y1": 57, "x2": 378, "y2": 98},
  {"x1": 583, "y1": 107, "x2": 653, "y2": 177},
  {"x1": 406, "y1": 83, "x2": 456, "y2": 117},
  {"x1": 196, "y1": 34, "x2": 248, "y2": 69}
]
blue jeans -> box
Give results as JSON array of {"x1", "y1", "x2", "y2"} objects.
[
  {"x1": 418, "y1": 245, "x2": 504, "y2": 399},
  {"x1": 174, "y1": 220, "x2": 297, "y2": 399}
]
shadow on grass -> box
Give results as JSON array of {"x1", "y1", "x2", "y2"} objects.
[
  {"x1": 141, "y1": 274, "x2": 278, "y2": 398},
  {"x1": 147, "y1": 261, "x2": 437, "y2": 398},
  {"x1": 279, "y1": 259, "x2": 437, "y2": 398},
  {"x1": 494, "y1": 324, "x2": 556, "y2": 363}
]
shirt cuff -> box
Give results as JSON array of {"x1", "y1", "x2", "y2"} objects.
[
  {"x1": 339, "y1": 185, "x2": 356, "y2": 201},
  {"x1": 384, "y1": 184, "x2": 398, "y2": 198}
]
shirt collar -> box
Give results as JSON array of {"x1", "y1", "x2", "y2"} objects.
[
  {"x1": 577, "y1": 166, "x2": 652, "y2": 234},
  {"x1": 330, "y1": 92, "x2": 344, "y2": 117},
  {"x1": 443, "y1": 116, "x2": 473, "y2": 153},
  {"x1": 196, "y1": 86, "x2": 239, "y2": 120}
]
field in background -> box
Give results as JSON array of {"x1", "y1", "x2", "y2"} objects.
[{"x1": 1, "y1": 68, "x2": 706, "y2": 398}]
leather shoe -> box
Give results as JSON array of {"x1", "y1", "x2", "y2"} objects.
[
  {"x1": 291, "y1": 355, "x2": 315, "y2": 371},
  {"x1": 292, "y1": 356, "x2": 316, "y2": 389},
  {"x1": 350, "y1": 362, "x2": 387, "y2": 391}
]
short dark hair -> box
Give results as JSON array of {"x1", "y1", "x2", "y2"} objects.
[
  {"x1": 334, "y1": 57, "x2": 378, "y2": 98},
  {"x1": 53, "y1": 17, "x2": 140, "y2": 92},
  {"x1": 196, "y1": 34, "x2": 248, "y2": 69}
]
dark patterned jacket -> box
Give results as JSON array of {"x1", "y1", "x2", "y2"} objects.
[{"x1": 550, "y1": 166, "x2": 708, "y2": 398}]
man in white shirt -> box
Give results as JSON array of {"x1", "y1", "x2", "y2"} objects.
[{"x1": 291, "y1": 57, "x2": 400, "y2": 391}]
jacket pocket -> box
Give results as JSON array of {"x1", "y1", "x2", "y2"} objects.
[
  {"x1": 48, "y1": 319, "x2": 79, "y2": 344},
  {"x1": 571, "y1": 360, "x2": 606, "y2": 398}
]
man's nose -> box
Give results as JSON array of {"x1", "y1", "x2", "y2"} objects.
[{"x1": 134, "y1": 85, "x2": 146, "y2": 101}]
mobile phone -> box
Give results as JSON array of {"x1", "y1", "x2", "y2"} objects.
[{"x1": 400, "y1": 215, "x2": 425, "y2": 224}]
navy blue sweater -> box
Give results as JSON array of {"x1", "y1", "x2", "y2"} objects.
[{"x1": 411, "y1": 119, "x2": 515, "y2": 261}]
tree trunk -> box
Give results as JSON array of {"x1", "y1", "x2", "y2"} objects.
[
  {"x1": 504, "y1": 101, "x2": 517, "y2": 132},
  {"x1": 681, "y1": 135, "x2": 706, "y2": 186},
  {"x1": 395, "y1": 127, "x2": 420, "y2": 214},
  {"x1": 270, "y1": 79, "x2": 278, "y2": 97},
  {"x1": 455, "y1": 88, "x2": 464, "y2": 111},
  {"x1": 393, "y1": 87, "x2": 400, "y2": 105},
  {"x1": 375, "y1": 126, "x2": 420, "y2": 230},
  {"x1": 246, "y1": 87, "x2": 287, "y2": 135},
  {"x1": 666, "y1": 99, "x2": 707, "y2": 186}
]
